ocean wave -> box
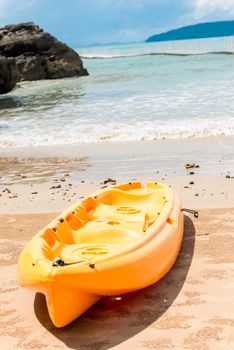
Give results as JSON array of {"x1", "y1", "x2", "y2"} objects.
[
  {"x1": 1, "y1": 125, "x2": 234, "y2": 148},
  {"x1": 81, "y1": 51, "x2": 234, "y2": 60}
]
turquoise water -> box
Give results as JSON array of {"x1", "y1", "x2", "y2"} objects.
[{"x1": 0, "y1": 39, "x2": 234, "y2": 147}]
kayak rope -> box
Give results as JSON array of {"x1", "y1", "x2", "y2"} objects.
[
  {"x1": 181, "y1": 208, "x2": 199, "y2": 218},
  {"x1": 52, "y1": 256, "x2": 95, "y2": 269}
]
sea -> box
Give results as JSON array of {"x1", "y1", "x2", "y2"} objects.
[{"x1": 0, "y1": 36, "x2": 234, "y2": 148}]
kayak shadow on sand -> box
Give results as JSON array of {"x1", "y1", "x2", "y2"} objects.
[{"x1": 34, "y1": 215, "x2": 195, "y2": 350}]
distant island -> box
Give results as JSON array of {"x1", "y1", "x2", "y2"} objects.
[{"x1": 146, "y1": 20, "x2": 234, "y2": 42}]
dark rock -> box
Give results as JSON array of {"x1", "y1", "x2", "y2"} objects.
[
  {"x1": 0, "y1": 55, "x2": 20, "y2": 94},
  {"x1": 0, "y1": 22, "x2": 88, "y2": 81},
  {"x1": 226, "y1": 174, "x2": 234, "y2": 179}
]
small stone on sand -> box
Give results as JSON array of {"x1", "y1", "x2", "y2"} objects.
[
  {"x1": 103, "y1": 178, "x2": 116, "y2": 185},
  {"x1": 50, "y1": 185, "x2": 61, "y2": 189}
]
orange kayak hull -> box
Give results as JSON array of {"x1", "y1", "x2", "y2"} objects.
[{"x1": 18, "y1": 181, "x2": 184, "y2": 327}]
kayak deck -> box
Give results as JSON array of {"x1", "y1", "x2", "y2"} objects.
[{"x1": 60, "y1": 186, "x2": 166, "y2": 264}]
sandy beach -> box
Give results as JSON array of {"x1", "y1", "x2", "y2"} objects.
[
  {"x1": 1, "y1": 209, "x2": 233, "y2": 350},
  {"x1": 0, "y1": 137, "x2": 234, "y2": 349}
]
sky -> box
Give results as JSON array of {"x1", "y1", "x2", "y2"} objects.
[{"x1": 0, "y1": 0, "x2": 233, "y2": 47}]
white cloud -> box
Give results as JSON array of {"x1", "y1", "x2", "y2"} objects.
[{"x1": 192, "y1": 0, "x2": 234, "y2": 19}]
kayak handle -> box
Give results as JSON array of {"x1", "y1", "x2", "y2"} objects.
[{"x1": 181, "y1": 208, "x2": 199, "y2": 218}]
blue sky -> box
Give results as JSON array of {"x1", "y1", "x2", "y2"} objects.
[{"x1": 0, "y1": 0, "x2": 233, "y2": 47}]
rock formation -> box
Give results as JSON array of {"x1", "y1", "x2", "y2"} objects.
[
  {"x1": 0, "y1": 22, "x2": 88, "y2": 93},
  {"x1": 0, "y1": 55, "x2": 20, "y2": 94}
]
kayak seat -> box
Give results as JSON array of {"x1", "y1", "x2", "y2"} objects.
[{"x1": 73, "y1": 221, "x2": 143, "y2": 245}]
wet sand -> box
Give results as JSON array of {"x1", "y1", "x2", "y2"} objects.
[
  {"x1": 0, "y1": 136, "x2": 234, "y2": 213},
  {"x1": 0, "y1": 209, "x2": 234, "y2": 350}
]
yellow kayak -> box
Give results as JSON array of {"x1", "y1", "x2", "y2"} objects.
[{"x1": 18, "y1": 181, "x2": 184, "y2": 327}]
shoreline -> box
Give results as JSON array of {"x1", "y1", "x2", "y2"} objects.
[
  {"x1": 1, "y1": 136, "x2": 234, "y2": 213},
  {"x1": 1, "y1": 135, "x2": 234, "y2": 159}
]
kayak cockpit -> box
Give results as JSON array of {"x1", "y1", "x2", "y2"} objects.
[{"x1": 33, "y1": 182, "x2": 170, "y2": 266}]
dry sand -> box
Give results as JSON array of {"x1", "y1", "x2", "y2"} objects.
[
  {"x1": 0, "y1": 137, "x2": 234, "y2": 349},
  {"x1": 0, "y1": 209, "x2": 234, "y2": 350}
]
